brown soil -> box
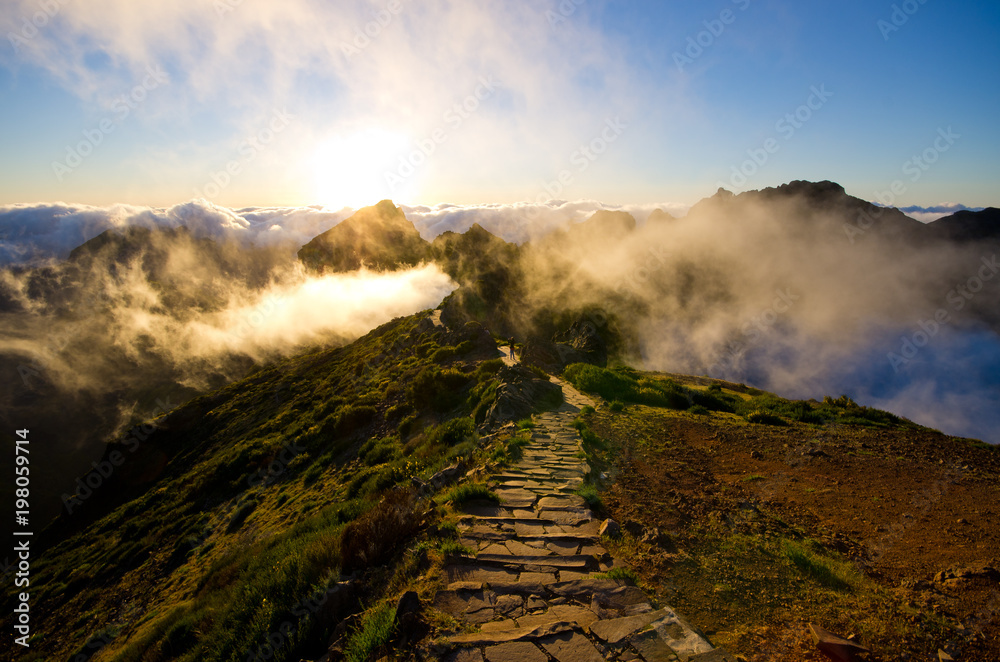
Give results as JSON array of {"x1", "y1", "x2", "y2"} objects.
[{"x1": 591, "y1": 405, "x2": 1000, "y2": 661}]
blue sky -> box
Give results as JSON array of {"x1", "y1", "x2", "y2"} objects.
[{"x1": 0, "y1": 0, "x2": 997, "y2": 209}]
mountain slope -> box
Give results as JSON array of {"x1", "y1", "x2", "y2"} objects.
[
  {"x1": 297, "y1": 200, "x2": 431, "y2": 272},
  {"x1": 10, "y1": 310, "x2": 507, "y2": 662}
]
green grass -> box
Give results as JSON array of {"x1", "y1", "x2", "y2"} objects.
[
  {"x1": 741, "y1": 474, "x2": 767, "y2": 482},
  {"x1": 516, "y1": 418, "x2": 536, "y2": 430},
  {"x1": 593, "y1": 567, "x2": 639, "y2": 584},
  {"x1": 343, "y1": 603, "x2": 397, "y2": 662},
  {"x1": 781, "y1": 540, "x2": 860, "y2": 592},
  {"x1": 575, "y1": 484, "x2": 603, "y2": 510},
  {"x1": 439, "y1": 541, "x2": 475, "y2": 556},
  {"x1": 745, "y1": 410, "x2": 787, "y2": 426},
  {"x1": 444, "y1": 483, "x2": 499, "y2": 505},
  {"x1": 28, "y1": 311, "x2": 509, "y2": 662},
  {"x1": 563, "y1": 363, "x2": 732, "y2": 412}
]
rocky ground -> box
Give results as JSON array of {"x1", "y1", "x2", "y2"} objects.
[
  {"x1": 423, "y1": 371, "x2": 736, "y2": 661},
  {"x1": 590, "y1": 389, "x2": 1000, "y2": 661}
]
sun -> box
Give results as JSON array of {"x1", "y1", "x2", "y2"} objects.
[{"x1": 311, "y1": 128, "x2": 413, "y2": 209}]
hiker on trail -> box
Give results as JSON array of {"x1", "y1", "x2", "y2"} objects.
[{"x1": 509, "y1": 337, "x2": 516, "y2": 361}]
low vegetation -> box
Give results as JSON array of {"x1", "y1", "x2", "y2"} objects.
[
  {"x1": 563, "y1": 363, "x2": 918, "y2": 431},
  {"x1": 19, "y1": 311, "x2": 504, "y2": 662}
]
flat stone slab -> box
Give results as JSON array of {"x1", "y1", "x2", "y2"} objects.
[
  {"x1": 539, "y1": 631, "x2": 606, "y2": 662},
  {"x1": 449, "y1": 621, "x2": 575, "y2": 645},
  {"x1": 475, "y1": 554, "x2": 593, "y2": 569},
  {"x1": 447, "y1": 649, "x2": 485, "y2": 662},
  {"x1": 592, "y1": 585, "x2": 651, "y2": 609},
  {"x1": 548, "y1": 578, "x2": 627, "y2": 597},
  {"x1": 631, "y1": 628, "x2": 678, "y2": 661},
  {"x1": 485, "y1": 641, "x2": 547, "y2": 662},
  {"x1": 517, "y1": 571, "x2": 556, "y2": 585},
  {"x1": 651, "y1": 610, "x2": 715, "y2": 657},
  {"x1": 589, "y1": 609, "x2": 668, "y2": 644},
  {"x1": 516, "y1": 604, "x2": 598, "y2": 630},
  {"x1": 505, "y1": 540, "x2": 547, "y2": 556},
  {"x1": 538, "y1": 495, "x2": 587, "y2": 509},
  {"x1": 447, "y1": 566, "x2": 519, "y2": 585}
]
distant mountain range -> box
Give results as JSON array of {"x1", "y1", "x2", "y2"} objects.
[{"x1": 2, "y1": 180, "x2": 998, "y2": 531}]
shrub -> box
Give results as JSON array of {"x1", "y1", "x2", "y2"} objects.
[
  {"x1": 528, "y1": 364, "x2": 549, "y2": 380},
  {"x1": 609, "y1": 401, "x2": 625, "y2": 412},
  {"x1": 746, "y1": 410, "x2": 787, "y2": 426},
  {"x1": 445, "y1": 483, "x2": 499, "y2": 505},
  {"x1": 360, "y1": 436, "x2": 401, "y2": 466},
  {"x1": 324, "y1": 405, "x2": 378, "y2": 438},
  {"x1": 689, "y1": 404, "x2": 710, "y2": 416},
  {"x1": 408, "y1": 366, "x2": 472, "y2": 411},
  {"x1": 576, "y1": 484, "x2": 603, "y2": 510},
  {"x1": 429, "y1": 416, "x2": 476, "y2": 446},
  {"x1": 563, "y1": 363, "x2": 638, "y2": 402},
  {"x1": 301, "y1": 462, "x2": 325, "y2": 486},
  {"x1": 439, "y1": 540, "x2": 475, "y2": 556},
  {"x1": 430, "y1": 346, "x2": 457, "y2": 362},
  {"x1": 398, "y1": 414, "x2": 417, "y2": 438},
  {"x1": 344, "y1": 603, "x2": 397, "y2": 662},
  {"x1": 225, "y1": 500, "x2": 257, "y2": 534},
  {"x1": 340, "y1": 489, "x2": 420, "y2": 572},
  {"x1": 476, "y1": 359, "x2": 504, "y2": 378},
  {"x1": 691, "y1": 390, "x2": 734, "y2": 412}
]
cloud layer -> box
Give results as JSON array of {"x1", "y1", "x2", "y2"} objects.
[{"x1": 0, "y1": 198, "x2": 691, "y2": 266}]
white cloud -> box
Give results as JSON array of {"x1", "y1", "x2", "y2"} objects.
[{"x1": 0, "y1": 198, "x2": 694, "y2": 265}]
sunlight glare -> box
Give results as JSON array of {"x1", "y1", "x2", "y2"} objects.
[{"x1": 311, "y1": 128, "x2": 412, "y2": 209}]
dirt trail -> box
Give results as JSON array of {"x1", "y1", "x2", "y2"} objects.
[{"x1": 430, "y1": 376, "x2": 734, "y2": 661}]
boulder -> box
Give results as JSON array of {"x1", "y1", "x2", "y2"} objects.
[
  {"x1": 598, "y1": 519, "x2": 621, "y2": 539},
  {"x1": 479, "y1": 365, "x2": 562, "y2": 431},
  {"x1": 808, "y1": 623, "x2": 870, "y2": 662}
]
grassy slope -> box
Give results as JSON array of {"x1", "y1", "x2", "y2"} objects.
[
  {"x1": 8, "y1": 311, "x2": 506, "y2": 662},
  {"x1": 563, "y1": 364, "x2": 1000, "y2": 661}
]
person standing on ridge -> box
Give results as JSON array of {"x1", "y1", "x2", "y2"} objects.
[{"x1": 509, "y1": 337, "x2": 516, "y2": 361}]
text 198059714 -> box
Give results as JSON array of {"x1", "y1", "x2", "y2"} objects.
[{"x1": 14, "y1": 428, "x2": 32, "y2": 648}]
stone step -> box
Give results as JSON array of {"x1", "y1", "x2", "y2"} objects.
[{"x1": 467, "y1": 553, "x2": 597, "y2": 570}]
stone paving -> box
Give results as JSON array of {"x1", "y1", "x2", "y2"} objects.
[{"x1": 433, "y1": 356, "x2": 734, "y2": 662}]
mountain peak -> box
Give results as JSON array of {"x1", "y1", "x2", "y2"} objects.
[{"x1": 297, "y1": 200, "x2": 430, "y2": 272}]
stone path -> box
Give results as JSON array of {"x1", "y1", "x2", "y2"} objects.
[{"x1": 432, "y1": 368, "x2": 734, "y2": 662}]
